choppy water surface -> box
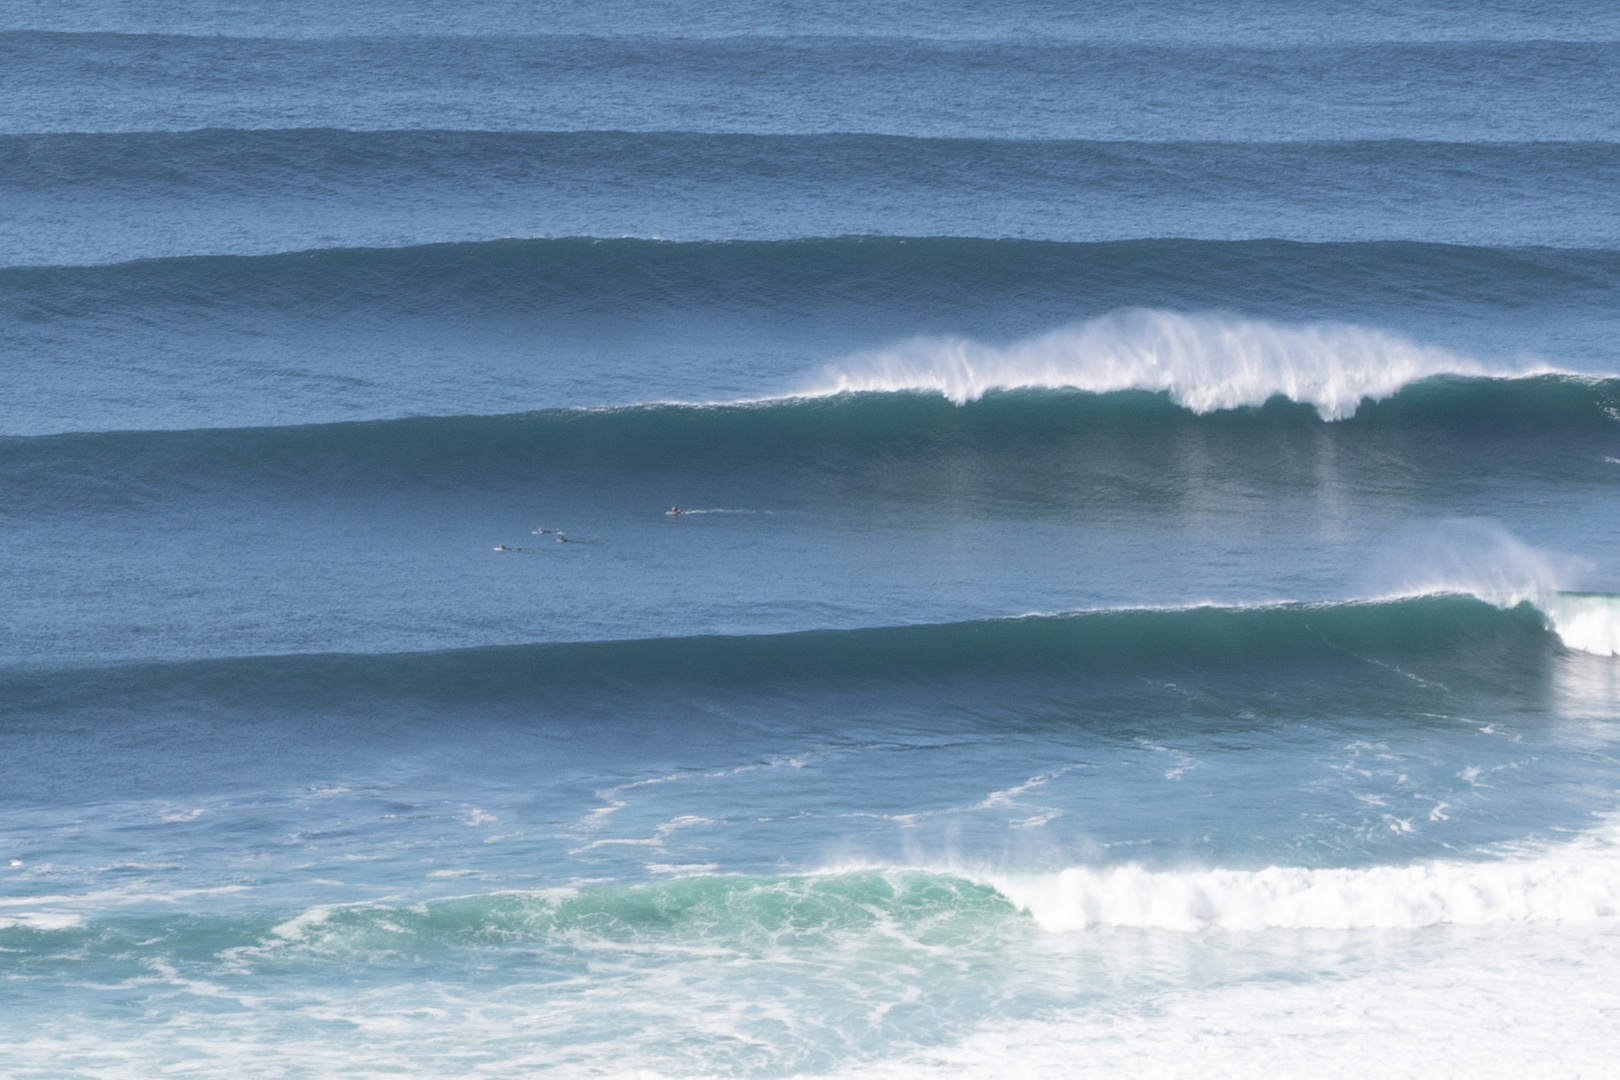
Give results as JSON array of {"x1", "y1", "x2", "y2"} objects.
[{"x1": 3, "y1": 1, "x2": 1620, "y2": 1077}]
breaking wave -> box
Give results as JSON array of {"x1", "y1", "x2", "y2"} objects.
[
  {"x1": 4, "y1": 370, "x2": 1615, "y2": 504},
  {"x1": 983, "y1": 826, "x2": 1620, "y2": 932},
  {"x1": 1540, "y1": 593, "x2": 1620, "y2": 657},
  {"x1": 810, "y1": 310, "x2": 1556, "y2": 418}
]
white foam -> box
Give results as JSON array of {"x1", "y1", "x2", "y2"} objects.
[
  {"x1": 1539, "y1": 594, "x2": 1620, "y2": 658},
  {"x1": 807, "y1": 310, "x2": 1541, "y2": 418},
  {"x1": 0, "y1": 911, "x2": 83, "y2": 930},
  {"x1": 856, "y1": 925, "x2": 1620, "y2": 1080},
  {"x1": 0, "y1": 884, "x2": 248, "y2": 931},
  {"x1": 978, "y1": 828, "x2": 1620, "y2": 933},
  {"x1": 11, "y1": 861, "x2": 1620, "y2": 1079},
  {"x1": 270, "y1": 907, "x2": 332, "y2": 941}
]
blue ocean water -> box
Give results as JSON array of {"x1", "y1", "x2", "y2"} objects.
[{"x1": 3, "y1": 2, "x2": 1620, "y2": 1077}]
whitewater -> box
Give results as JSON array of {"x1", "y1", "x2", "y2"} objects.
[{"x1": 807, "y1": 309, "x2": 1555, "y2": 418}]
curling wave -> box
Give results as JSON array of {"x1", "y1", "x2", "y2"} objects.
[
  {"x1": 1540, "y1": 593, "x2": 1620, "y2": 657},
  {"x1": 810, "y1": 310, "x2": 1555, "y2": 418}
]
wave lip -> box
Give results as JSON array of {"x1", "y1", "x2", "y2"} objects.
[{"x1": 808, "y1": 309, "x2": 1550, "y2": 419}]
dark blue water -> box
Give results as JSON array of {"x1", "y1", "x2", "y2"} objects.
[{"x1": 4, "y1": 3, "x2": 1620, "y2": 1077}]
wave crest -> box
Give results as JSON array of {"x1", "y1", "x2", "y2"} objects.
[{"x1": 810, "y1": 310, "x2": 1539, "y2": 418}]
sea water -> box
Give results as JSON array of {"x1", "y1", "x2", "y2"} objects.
[{"x1": 3, "y1": 1, "x2": 1620, "y2": 1076}]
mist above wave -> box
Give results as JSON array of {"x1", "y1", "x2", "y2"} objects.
[
  {"x1": 1363, "y1": 523, "x2": 1619, "y2": 656},
  {"x1": 810, "y1": 310, "x2": 1548, "y2": 419}
]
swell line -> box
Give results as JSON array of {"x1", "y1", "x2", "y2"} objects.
[
  {"x1": 9, "y1": 134, "x2": 1620, "y2": 265},
  {"x1": 3, "y1": 372, "x2": 1616, "y2": 485},
  {"x1": 8, "y1": 236, "x2": 1617, "y2": 304},
  {"x1": 3, "y1": 595, "x2": 1609, "y2": 710}
]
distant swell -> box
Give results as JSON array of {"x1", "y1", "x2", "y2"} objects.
[
  {"x1": 7, "y1": 236, "x2": 1620, "y2": 325},
  {"x1": 810, "y1": 310, "x2": 1541, "y2": 418},
  {"x1": 9, "y1": 133, "x2": 1620, "y2": 264}
]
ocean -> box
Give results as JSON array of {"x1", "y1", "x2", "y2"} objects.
[{"x1": 3, "y1": 1, "x2": 1620, "y2": 1076}]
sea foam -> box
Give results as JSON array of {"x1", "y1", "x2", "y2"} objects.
[
  {"x1": 1539, "y1": 594, "x2": 1620, "y2": 658},
  {"x1": 783, "y1": 816, "x2": 1620, "y2": 938},
  {"x1": 856, "y1": 925, "x2": 1620, "y2": 1080},
  {"x1": 809, "y1": 309, "x2": 1542, "y2": 418},
  {"x1": 979, "y1": 822, "x2": 1620, "y2": 933}
]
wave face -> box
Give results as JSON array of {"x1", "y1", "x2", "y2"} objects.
[
  {"x1": 0, "y1": 595, "x2": 1566, "y2": 702},
  {"x1": 7, "y1": 371, "x2": 1617, "y2": 486}
]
